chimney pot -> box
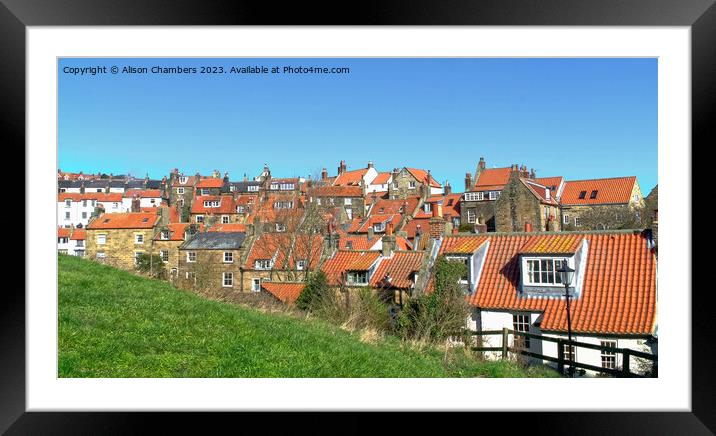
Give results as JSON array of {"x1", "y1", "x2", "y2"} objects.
[{"x1": 525, "y1": 222, "x2": 533, "y2": 232}]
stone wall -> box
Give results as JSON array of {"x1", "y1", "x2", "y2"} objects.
[
  {"x1": 460, "y1": 200, "x2": 498, "y2": 232},
  {"x1": 494, "y1": 173, "x2": 562, "y2": 232},
  {"x1": 177, "y1": 248, "x2": 247, "y2": 292},
  {"x1": 151, "y1": 239, "x2": 183, "y2": 276},
  {"x1": 86, "y1": 227, "x2": 157, "y2": 271}
]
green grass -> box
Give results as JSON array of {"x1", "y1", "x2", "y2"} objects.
[{"x1": 58, "y1": 255, "x2": 559, "y2": 378}]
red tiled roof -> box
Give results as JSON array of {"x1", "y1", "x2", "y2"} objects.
[
  {"x1": 171, "y1": 176, "x2": 196, "y2": 187},
  {"x1": 561, "y1": 177, "x2": 637, "y2": 205},
  {"x1": 139, "y1": 206, "x2": 161, "y2": 213},
  {"x1": 370, "y1": 251, "x2": 424, "y2": 289},
  {"x1": 521, "y1": 179, "x2": 558, "y2": 205},
  {"x1": 58, "y1": 192, "x2": 123, "y2": 202},
  {"x1": 244, "y1": 233, "x2": 291, "y2": 269},
  {"x1": 356, "y1": 214, "x2": 402, "y2": 233},
  {"x1": 401, "y1": 218, "x2": 432, "y2": 240},
  {"x1": 473, "y1": 167, "x2": 512, "y2": 191},
  {"x1": 339, "y1": 234, "x2": 381, "y2": 250},
  {"x1": 371, "y1": 172, "x2": 392, "y2": 185},
  {"x1": 124, "y1": 189, "x2": 162, "y2": 198},
  {"x1": 405, "y1": 168, "x2": 442, "y2": 188},
  {"x1": 309, "y1": 186, "x2": 363, "y2": 197},
  {"x1": 70, "y1": 228, "x2": 86, "y2": 240},
  {"x1": 168, "y1": 206, "x2": 181, "y2": 223},
  {"x1": 58, "y1": 227, "x2": 71, "y2": 238},
  {"x1": 235, "y1": 194, "x2": 257, "y2": 206},
  {"x1": 195, "y1": 178, "x2": 224, "y2": 188},
  {"x1": 321, "y1": 251, "x2": 381, "y2": 285},
  {"x1": 533, "y1": 176, "x2": 563, "y2": 192},
  {"x1": 87, "y1": 212, "x2": 159, "y2": 229},
  {"x1": 333, "y1": 168, "x2": 369, "y2": 186},
  {"x1": 395, "y1": 236, "x2": 413, "y2": 251},
  {"x1": 439, "y1": 235, "x2": 490, "y2": 254},
  {"x1": 207, "y1": 223, "x2": 246, "y2": 233},
  {"x1": 370, "y1": 197, "x2": 420, "y2": 216},
  {"x1": 518, "y1": 234, "x2": 584, "y2": 254},
  {"x1": 153, "y1": 223, "x2": 193, "y2": 241},
  {"x1": 426, "y1": 193, "x2": 462, "y2": 217},
  {"x1": 261, "y1": 282, "x2": 305, "y2": 304},
  {"x1": 290, "y1": 234, "x2": 324, "y2": 269},
  {"x1": 191, "y1": 195, "x2": 237, "y2": 215},
  {"x1": 464, "y1": 232, "x2": 656, "y2": 335}
]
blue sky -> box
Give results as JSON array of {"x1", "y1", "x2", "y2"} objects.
[{"x1": 58, "y1": 58, "x2": 657, "y2": 192}]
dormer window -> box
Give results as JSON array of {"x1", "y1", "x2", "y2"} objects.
[
  {"x1": 270, "y1": 183, "x2": 279, "y2": 190},
  {"x1": 373, "y1": 222, "x2": 386, "y2": 232},
  {"x1": 255, "y1": 259, "x2": 272, "y2": 270},
  {"x1": 464, "y1": 192, "x2": 483, "y2": 201},
  {"x1": 275, "y1": 223, "x2": 286, "y2": 232},
  {"x1": 179, "y1": 176, "x2": 188, "y2": 184},
  {"x1": 237, "y1": 206, "x2": 244, "y2": 213},
  {"x1": 247, "y1": 185, "x2": 259, "y2": 192},
  {"x1": 346, "y1": 271, "x2": 368, "y2": 285},
  {"x1": 160, "y1": 230, "x2": 170, "y2": 240},
  {"x1": 488, "y1": 191, "x2": 500, "y2": 200},
  {"x1": 423, "y1": 203, "x2": 431, "y2": 213},
  {"x1": 296, "y1": 260, "x2": 307, "y2": 270},
  {"x1": 525, "y1": 258, "x2": 564, "y2": 285}
]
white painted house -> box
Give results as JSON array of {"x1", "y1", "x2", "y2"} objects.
[
  {"x1": 435, "y1": 231, "x2": 657, "y2": 377},
  {"x1": 58, "y1": 193, "x2": 124, "y2": 228},
  {"x1": 57, "y1": 227, "x2": 87, "y2": 256},
  {"x1": 122, "y1": 189, "x2": 163, "y2": 211}
]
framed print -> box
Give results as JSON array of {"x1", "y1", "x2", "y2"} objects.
[{"x1": 5, "y1": 0, "x2": 713, "y2": 433}]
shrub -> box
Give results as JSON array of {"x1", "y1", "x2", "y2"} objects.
[
  {"x1": 458, "y1": 224, "x2": 474, "y2": 233},
  {"x1": 346, "y1": 287, "x2": 391, "y2": 332},
  {"x1": 396, "y1": 256, "x2": 470, "y2": 343},
  {"x1": 135, "y1": 253, "x2": 166, "y2": 279},
  {"x1": 295, "y1": 270, "x2": 330, "y2": 312}
]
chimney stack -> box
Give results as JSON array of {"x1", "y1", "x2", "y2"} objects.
[
  {"x1": 524, "y1": 222, "x2": 533, "y2": 232},
  {"x1": 444, "y1": 181, "x2": 452, "y2": 195},
  {"x1": 465, "y1": 173, "x2": 473, "y2": 191},
  {"x1": 337, "y1": 160, "x2": 347, "y2": 175},
  {"x1": 432, "y1": 201, "x2": 443, "y2": 218},
  {"x1": 652, "y1": 209, "x2": 658, "y2": 253},
  {"x1": 321, "y1": 168, "x2": 328, "y2": 180},
  {"x1": 530, "y1": 168, "x2": 536, "y2": 179},
  {"x1": 367, "y1": 161, "x2": 374, "y2": 169},
  {"x1": 478, "y1": 157, "x2": 486, "y2": 171},
  {"x1": 131, "y1": 195, "x2": 141, "y2": 213},
  {"x1": 381, "y1": 222, "x2": 396, "y2": 257}
]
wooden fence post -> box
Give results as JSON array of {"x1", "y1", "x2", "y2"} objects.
[
  {"x1": 501, "y1": 328, "x2": 509, "y2": 359},
  {"x1": 622, "y1": 350, "x2": 631, "y2": 377}
]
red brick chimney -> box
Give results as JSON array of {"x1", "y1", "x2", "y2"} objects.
[
  {"x1": 429, "y1": 215, "x2": 446, "y2": 240},
  {"x1": 337, "y1": 160, "x2": 347, "y2": 175},
  {"x1": 321, "y1": 168, "x2": 328, "y2": 180},
  {"x1": 524, "y1": 222, "x2": 533, "y2": 232},
  {"x1": 444, "y1": 181, "x2": 452, "y2": 195},
  {"x1": 465, "y1": 173, "x2": 473, "y2": 191},
  {"x1": 478, "y1": 157, "x2": 486, "y2": 171}
]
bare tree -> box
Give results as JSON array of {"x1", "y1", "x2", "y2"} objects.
[{"x1": 567, "y1": 206, "x2": 646, "y2": 231}]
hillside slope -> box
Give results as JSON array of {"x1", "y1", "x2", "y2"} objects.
[{"x1": 58, "y1": 255, "x2": 557, "y2": 378}]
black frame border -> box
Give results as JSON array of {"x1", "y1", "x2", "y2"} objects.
[{"x1": 4, "y1": 0, "x2": 711, "y2": 433}]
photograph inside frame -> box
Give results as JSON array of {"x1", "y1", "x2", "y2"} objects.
[{"x1": 56, "y1": 57, "x2": 658, "y2": 379}]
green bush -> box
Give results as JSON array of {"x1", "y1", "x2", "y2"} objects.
[
  {"x1": 295, "y1": 270, "x2": 330, "y2": 312},
  {"x1": 396, "y1": 256, "x2": 470, "y2": 342},
  {"x1": 458, "y1": 224, "x2": 473, "y2": 233},
  {"x1": 135, "y1": 253, "x2": 166, "y2": 279}
]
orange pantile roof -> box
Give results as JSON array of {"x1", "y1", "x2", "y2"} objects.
[
  {"x1": 518, "y1": 234, "x2": 584, "y2": 254},
  {"x1": 370, "y1": 251, "x2": 424, "y2": 289},
  {"x1": 333, "y1": 168, "x2": 369, "y2": 186},
  {"x1": 154, "y1": 223, "x2": 193, "y2": 241},
  {"x1": 195, "y1": 178, "x2": 225, "y2": 188},
  {"x1": 289, "y1": 234, "x2": 324, "y2": 269},
  {"x1": 339, "y1": 234, "x2": 380, "y2": 250},
  {"x1": 356, "y1": 214, "x2": 402, "y2": 233},
  {"x1": 371, "y1": 172, "x2": 392, "y2": 185},
  {"x1": 191, "y1": 195, "x2": 237, "y2": 215},
  {"x1": 87, "y1": 212, "x2": 159, "y2": 229},
  {"x1": 322, "y1": 251, "x2": 381, "y2": 285},
  {"x1": 371, "y1": 197, "x2": 420, "y2": 216},
  {"x1": 439, "y1": 235, "x2": 490, "y2": 254},
  {"x1": 58, "y1": 227, "x2": 71, "y2": 238},
  {"x1": 261, "y1": 282, "x2": 305, "y2": 304},
  {"x1": 405, "y1": 168, "x2": 441, "y2": 188},
  {"x1": 521, "y1": 179, "x2": 558, "y2": 205},
  {"x1": 533, "y1": 176, "x2": 563, "y2": 192},
  {"x1": 70, "y1": 228, "x2": 86, "y2": 240},
  {"x1": 167, "y1": 206, "x2": 181, "y2": 223},
  {"x1": 124, "y1": 189, "x2": 162, "y2": 198},
  {"x1": 395, "y1": 236, "x2": 414, "y2": 251},
  {"x1": 139, "y1": 206, "x2": 161, "y2": 213},
  {"x1": 58, "y1": 192, "x2": 123, "y2": 202},
  {"x1": 207, "y1": 223, "x2": 247, "y2": 233},
  {"x1": 309, "y1": 186, "x2": 363, "y2": 197},
  {"x1": 426, "y1": 193, "x2": 462, "y2": 217},
  {"x1": 561, "y1": 177, "x2": 637, "y2": 205},
  {"x1": 244, "y1": 233, "x2": 292, "y2": 269},
  {"x1": 401, "y1": 218, "x2": 432, "y2": 240},
  {"x1": 473, "y1": 167, "x2": 512, "y2": 191},
  {"x1": 464, "y1": 232, "x2": 656, "y2": 335}
]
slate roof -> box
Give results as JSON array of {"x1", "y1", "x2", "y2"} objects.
[
  {"x1": 58, "y1": 180, "x2": 83, "y2": 188},
  {"x1": 181, "y1": 231, "x2": 246, "y2": 250},
  {"x1": 125, "y1": 179, "x2": 146, "y2": 189},
  {"x1": 83, "y1": 179, "x2": 110, "y2": 188}
]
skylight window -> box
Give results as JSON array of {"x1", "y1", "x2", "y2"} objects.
[
  {"x1": 142, "y1": 218, "x2": 149, "y2": 222},
  {"x1": 590, "y1": 190, "x2": 598, "y2": 199},
  {"x1": 578, "y1": 191, "x2": 587, "y2": 199}
]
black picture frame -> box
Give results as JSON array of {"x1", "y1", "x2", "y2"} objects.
[{"x1": 4, "y1": 0, "x2": 710, "y2": 433}]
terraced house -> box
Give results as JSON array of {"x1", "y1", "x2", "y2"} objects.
[
  {"x1": 178, "y1": 231, "x2": 249, "y2": 291},
  {"x1": 560, "y1": 176, "x2": 645, "y2": 230},
  {"x1": 85, "y1": 212, "x2": 162, "y2": 270},
  {"x1": 434, "y1": 230, "x2": 657, "y2": 376}
]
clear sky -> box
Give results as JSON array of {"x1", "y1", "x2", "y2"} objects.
[{"x1": 58, "y1": 58, "x2": 657, "y2": 192}]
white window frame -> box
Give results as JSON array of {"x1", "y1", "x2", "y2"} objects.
[
  {"x1": 179, "y1": 176, "x2": 188, "y2": 184},
  {"x1": 177, "y1": 187, "x2": 185, "y2": 194},
  {"x1": 255, "y1": 259, "x2": 272, "y2": 270},
  {"x1": 247, "y1": 185, "x2": 259, "y2": 192},
  {"x1": 574, "y1": 216, "x2": 582, "y2": 227},
  {"x1": 464, "y1": 192, "x2": 483, "y2": 202},
  {"x1": 160, "y1": 250, "x2": 169, "y2": 262},
  {"x1": 201, "y1": 189, "x2": 210, "y2": 195},
  {"x1": 409, "y1": 181, "x2": 416, "y2": 189},
  {"x1": 563, "y1": 214, "x2": 570, "y2": 225},
  {"x1": 222, "y1": 215, "x2": 230, "y2": 224},
  {"x1": 187, "y1": 252, "x2": 196, "y2": 263},
  {"x1": 296, "y1": 260, "x2": 307, "y2": 270},
  {"x1": 346, "y1": 271, "x2": 368, "y2": 285},
  {"x1": 252, "y1": 278, "x2": 261, "y2": 292},
  {"x1": 65, "y1": 199, "x2": 72, "y2": 207},
  {"x1": 275, "y1": 223, "x2": 286, "y2": 232},
  {"x1": 467, "y1": 210, "x2": 476, "y2": 224},
  {"x1": 134, "y1": 251, "x2": 143, "y2": 265},
  {"x1": 512, "y1": 313, "x2": 531, "y2": 349},
  {"x1": 97, "y1": 234, "x2": 107, "y2": 245},
  {"x1": 160, "y1": 230, "x2": 170, "y2": 240},
  {"x1": 600, "y1": 340, "x2": 618, "y2": 369},
  {"x1": 223, "y1": 272, "x2": 234, "y2": 287},
  {"x1": 223, "y1": 252, "x2": 234, "y2": 263},
  {"x1": 344, "y1": 198, "x2": 352, "y2": 206},
  {"x1": 373, "y1": 222, "x2": 386, "y2": 232},
  {"x1": 96, "y1": 252, "x2": 106, "y2": 260},
  {"x1": 186, "y1": 271, "x2": 196, "y2": 280},
  {"x1": 196, "y1": 215, "x2": 204, "y2": 223},
  {"x1": 236, "y1": 206, "x2": 244, "y2": 213},
  {"x1": 135, "y1": 233, "x2": 144, "y2": 244},
  {"x1": 488, "y1": 191, "x2": 500, "y2": 200},
  {"x1": 523, "y1": 257, "x2": 566, "y2": 286},
  {"x1": 270, "y1": 183, "x2": 279, "y2": 190}
]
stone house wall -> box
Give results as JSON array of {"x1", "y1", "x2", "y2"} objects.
[
  {"x1": 86, "y1": 227, "x2": 157, "y2": 271},
  {"x1": 177, "y1": 248, "x2": 246, "y2": 292}
]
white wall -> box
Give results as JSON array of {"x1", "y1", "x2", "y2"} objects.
[{"x1": 121, "y1": 197, "x2": 160, "y2": 211}]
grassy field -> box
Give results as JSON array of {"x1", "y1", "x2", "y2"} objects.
[{"x1": 58, "y1": 255, "x2": 559, "y2": 378}]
